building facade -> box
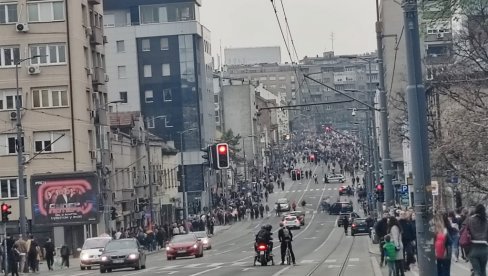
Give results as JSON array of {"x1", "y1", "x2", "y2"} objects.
[
  {"x1": 224, "y1": 46, "x2": 281, "y2": 66},
  {"x1": 103, "y1": 0, "x2": 215, "y2": 213},
  {"x1": 0, "y1": 0, "x2": 108, "y2": 249}
]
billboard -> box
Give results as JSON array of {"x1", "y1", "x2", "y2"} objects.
[{"x1": 31, "y1": 172, "x2": 99, "y2": 226}]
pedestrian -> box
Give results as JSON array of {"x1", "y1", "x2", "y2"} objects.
[
  {"x1": 60, "y1": 243, "x2": 70, "y2": 268},
  {"x1": 447, "y1": 211, "x2": 460, "y2": 262},
  {"x1": 342, "y1": 215, "x2": 350, "y2": 235},
  {"x1": 26, "y1": 235, "x2": 39, "y2": 272},
  {"x1": 435, "y1": 215, "x2": 452, "y2": 276},
  {"x1": 383, "y1": 235, "x2": 397, "y2": 276},
  {"x1": 13, "y1": 236, "x2": 27, "y2": 273},
  {"x1": 388, "y1": 216, "x2": 405, "y2": 276},
  {"x1": 44, "y1": 238, "x2": 55, "y2": 271},
  {"x1": 463, "y1": 204, "x2": 488, "y2": 276},
  {"x1": 375, "y1": 215, "x2": 389, "y2": 266},
  {"x1": 10, "y1": 244, "x2": 20, "y2": 276}
]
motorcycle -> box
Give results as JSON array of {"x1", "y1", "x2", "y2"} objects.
[{"x1": 253, "y1": 243, "x2": 274, "y2": 266}]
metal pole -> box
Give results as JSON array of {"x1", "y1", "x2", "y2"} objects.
[
  {"x1": 95, "y1": 100, "x2": 110, "y2": 233},
  {"x1": 4, "y1": 223, "x2": 7, "y2": 276},
  {"x1": 375, "y1": 0, "x2": 394, "y2": 208},
  {"x1": 180, "y1": 133, "x2": 188, "y2": 221},
  {"x1": 367, "y1": 61, "x2": 380, "y2": 191},
  {"x1": 145, "y1": 126, "x2": 153, "y2": 229},
  {"x1": 243, "y1": 139, "x2": 247, "y2": 182},
  {"x1": 403, "y1": 0, "x2": 436, "y2": 274},
  {"x1": 16, "y1": 62, "x2": 27, "y2": 239}
]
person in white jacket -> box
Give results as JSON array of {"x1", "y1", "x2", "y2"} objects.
[{"x1": 388, "y1": 216, "x2": 405, "y2": 276}]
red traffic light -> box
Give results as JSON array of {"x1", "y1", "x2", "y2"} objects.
[
  {"x1": 1, "y1": 204, "x2": 7, "y2": 212},
  {"x1": 218, "y1": 144, "x2": 227, "y2": 154},
  {"x1": 376, "y1": 184, "x2": 383, "y2": 191}
]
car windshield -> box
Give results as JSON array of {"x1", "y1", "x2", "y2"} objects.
[
  {"x1": 192, "y1": 232, "x2": 207, "y2": 238},
  {"x1": 83, "y1": 238, "x2": 111, "y2": 249},
  {"x1": 277, "y1": 198, "x2": 288, "y2": 204},
  {"x1": 285, "y1": 216, "x2": 297, "y2": 221},
  {"x1": 355, "y1": 219, "x2": 367, "y2": 223},
  {"x1": 171, "y1": 235, "x2": 196, "y2": 243},
  {"x1": 105, "y1": 240, "x2": 137, "y2": 251}
]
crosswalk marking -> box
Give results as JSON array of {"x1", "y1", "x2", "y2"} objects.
[
  {"x1": 349, "y1": 258, "x2": 360, "y2": 262},
  {"x1": 207, "y1": 263, "x2": 225, "y2": 267},
  {"x1": 300, "y1": 259, "x2": 315, "y2": 264},
  {"x1": 324, "y1": 259, "x2": 337, "y2": 263},
  {"x1": 158, "y1": 265, "x2": 182, "y2": 270},
  {"x1": 322, "y1": 188, "x2": 326, "y2": 191},
  {"x1": 231, "y1": 262, "x2": 247, "y2": 266},
  {"x1": 328, "y1": 188, "x2": 332, "y2": 190},
  {"x1": 184, "y1": 263, "x2": 206, "y2": 268},
  {"x1": 286, "y1": 191, "x2": 290, "y2": 193}
]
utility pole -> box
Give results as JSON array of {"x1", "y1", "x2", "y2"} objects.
[
  {"x1": 178, "y1": 128, "x2": 196, "y2": 222},
  {"x1": 403, "y1": 0, "x2": 436, "y2": 274},
  {"x1": 95, "y1": 100, "x2": 110, "y2": 233},
  {"x1": 145, "y1": 123, "x2": 154, "y2": 230},
  {"x1": 375, "y1": 0, "x2": 394, "y2": 208}
]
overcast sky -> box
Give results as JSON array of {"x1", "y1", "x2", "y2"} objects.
[{"x1": 200, "y1": 0, "x2": 377, "y2": 63}]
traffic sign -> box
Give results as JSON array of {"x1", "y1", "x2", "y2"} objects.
[{"x1": 400, "y1": 185, "x2": 408, "y2": 193}]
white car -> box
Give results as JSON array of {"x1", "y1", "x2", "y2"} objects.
[
  {"x1": 327, "y1": 174, "x2": 345, "y2": 183},
  {"x1": 283, "y1": 215, "x2": 301, "y2": 229},
  {"x1": 276, "y1": 198, "x2": 290, "y2": 212},
  {"x1": 192, "y1": 231, "x2": 212, "y2": 250},
  {"x1": 78, "y1": 236, "x2": 112, "y2": 270}
]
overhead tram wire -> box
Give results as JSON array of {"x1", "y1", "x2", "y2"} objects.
[{"x1": 273, "y1": 0, "x2": 320, "y2": 116}]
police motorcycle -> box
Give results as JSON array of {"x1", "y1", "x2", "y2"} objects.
[{"x1": 253, "y1": 225, "x2": 275, "y2": 266}]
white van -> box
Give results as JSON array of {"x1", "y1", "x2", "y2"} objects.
[{"x1": 78, "y1": 236, "x2": 112, "y2": 270}]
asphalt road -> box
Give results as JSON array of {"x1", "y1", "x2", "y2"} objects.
[{"x1": 36, "y1": 162, "x2": 382, "y2": 276}]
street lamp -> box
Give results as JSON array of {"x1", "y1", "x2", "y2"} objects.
[
  {"x1": 16, "y1": 55, "x2": 41, "y2": 239},
  {"x1": 177, "y1": 128, "x2": 197, "y2": 221},
  {"x1": 241, "y1": 135, "x2": 256, "y2": 182}
]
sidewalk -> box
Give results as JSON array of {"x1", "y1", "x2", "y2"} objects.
[{"x1": 368, "y1": 238, "x2": 473, "y2": 276}]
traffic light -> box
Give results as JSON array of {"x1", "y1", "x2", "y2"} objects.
[
  {"x1": 110, "y1": 207, "x2": 117, "y2": 220},
  {"x1": 201, "y1": 146, "x2": 211, "y2": 167},
  {"x1": 1, "y1": 203, "x2": 11, "y2": 222},
  {"x1": 215, "y1": 143, "x2": 230, "y2": 169},
  {"x1": 376, "y1": 184, "x2": 384, "y2": 202}
]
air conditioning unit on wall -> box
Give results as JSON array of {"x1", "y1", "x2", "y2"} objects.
[
  {"x1": 28, "y1": 65, "x2": 41, "y2": 75},
  {"x1": 16, "y1": 23, "x2": 29, "y2": 32}
]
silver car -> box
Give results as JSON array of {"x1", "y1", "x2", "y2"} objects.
[{"x1": 276, "y1": 198, "x2": 290, "y2": 211}]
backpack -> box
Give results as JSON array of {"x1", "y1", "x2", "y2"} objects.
[
  {"x1": 256, "y1": 229, "x2": 268, "y2": 242},
  {"x1": 282, "y1": 228, "x2": 291, "y2": 240},
  {"x1": 435, "y1": 231, "x2": 452, "y2": 259}
]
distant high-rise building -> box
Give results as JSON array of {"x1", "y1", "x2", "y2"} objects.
[
  {"x1": 225, "y1": 46, "x2": 281, "y2": 65},
  {"x1": 103, "y1": 0, "x2": 215, "y2": 213}
]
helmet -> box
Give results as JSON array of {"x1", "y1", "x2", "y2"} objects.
[{"x1": 279, "y1": 222, "x2": 284, "y2": 227}]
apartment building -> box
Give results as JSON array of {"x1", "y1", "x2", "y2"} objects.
[
  {"x1": 0, "y1": 0, "x2": 108, "y2": 249},
  {"x1": 103, "y1": 0, "x2": 216, "y2": 214}
]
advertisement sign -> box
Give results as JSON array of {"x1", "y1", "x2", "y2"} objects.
[{"x1": 31, "y1": 172, "x2": 99, "y2": 226}]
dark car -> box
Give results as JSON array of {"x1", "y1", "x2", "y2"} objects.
[
  {"x1": 99, "y1": 239, "x2": 146, "y2": 273},
  {"x1": 328, "y1": 202, "x2": 353, "y2": 215},
  {"x1": 337, "y1": 212, "x2": 360, "y2": 227},
  {"x1": 351, "y1": 218, "x2": 370, "y2": 236}
]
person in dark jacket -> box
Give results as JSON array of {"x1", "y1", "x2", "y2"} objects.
[
  {"x1": 465, "y1": 204, "x2": 488, "y2": 276},
  {"x1": 399, "y1": 211, "x2": 416, "y2": 271},
  {"x1": 342, "y1": 215, "x2": 350, "y2": 235},
  {"x1": 60, "y1": 244, "x2": 70, "y2": 268},
  {"x1": 375, "y1": 215, "x2": 389, "y2": 266},
  {"x1": 43, "y1": 238, "x2": 55, "y2": 271}
]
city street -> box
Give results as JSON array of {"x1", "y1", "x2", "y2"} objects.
[{"x1": 33, "y1": 163, "x2": 380, "y2": 276}]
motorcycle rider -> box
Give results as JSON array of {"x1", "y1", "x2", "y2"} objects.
[
  {"x1": 255, "y1": 224, "x2": 273, "y2": 256},
  {"x1": 278, "y1": 222, "x2": 296, "y2": 265}
]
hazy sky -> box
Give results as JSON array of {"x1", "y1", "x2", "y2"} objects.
[{"x1": 200, "y1": 0, "x2": 378, "y2": 63}]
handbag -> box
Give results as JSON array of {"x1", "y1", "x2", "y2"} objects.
[{"x1": 459, "y1": 222, "x2": 472, "y2": 247}]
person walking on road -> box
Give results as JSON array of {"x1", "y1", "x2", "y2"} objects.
[
  {"x1": 342, "y1": 215, "x2": 350, "y2": 235},
  {"x1": 60, "y1": 243, "x2": 70, "y2": 268},
  {"x1": 278, "y1": 223, "x2": 296, "y2": 265}
]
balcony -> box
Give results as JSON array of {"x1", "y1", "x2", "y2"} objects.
[
  {"x1": 88, "y1": 0, "x2": 101, "y2": 5},
  {"x1": 90, "y1": 27, "x2": 103, "y2": 45},
  {"x1": 92, "y1": 67, "x2": 105, "y2": 85}
]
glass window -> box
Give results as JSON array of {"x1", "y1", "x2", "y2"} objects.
[
  {"x1": 0, "y1": 4, "x2": 18, "y2": 24},
  {"x1": 145, "y1": 90, "x2": 153, "y2": 103},
  {"x1": 162, "y1": 64, "x2": 171, "y2": 76},
  {"x1": 0, "y1": 46, "x2": 19, "y2": 67},
  {"x1": 143, "y1": 65, "x2": 152, "y2": 78},
  {"x1": 140, "y1": 5, "x2": 158, "y2": 24},
  {"x1": 30, "y1": 44, "x2": 66, "y2": 65},
  {"x1": 119, "y1": 92, "x2": 128, "y2": 103},
  {"x1": 28, "y1": 1, "x2": 65, "y2": 22},
  {"x1": 160, "y1": 38, "x2": 169, "y2": 50},
  {"x1": 104, "y1": 13, "x2": 115, "y2": 27},
  {"x1": 32, "y1": 88, "x2": 69, "y2": 108},
  {"x1": 117, "y1": 66, "x2": 127, "y2": 79},
  {"x1": 53, "y1": 1, "x2": 64, "y2": 20},
  {"x1": 142, "y1": 39, "x2": 150, "y2": 51},
  {"x1": 116, "y1": 40, "x2": 125, "y2": 53},
  {"x1": 163, "y1": 89, "x2": 172, "y2": 102}
]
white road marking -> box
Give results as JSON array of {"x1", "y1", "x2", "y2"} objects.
[
  {"x1": 291, "y1": 190, "x2": 296, "y2": 193},
  {"x1": 304, "y1": 237, "x2": 317, "y2": 239},
  {"x1": 328, "y1": 264, "x2": 341, "y2": 268},
  {"x1": 271, "y1": 266, "x2": 291, "y2": 276},
  {"x1": 231, "y1": 262, "x2": 247, "y2": 266},
  {"x1": 242, "y1": 268, "x2": 255, "y2": 271},
  {"x1": 324, "y1": 259, "x2": 337, "y2": 263},
  {"x1": 322, "y1": 188, "x2": 326, "y2": 191},
  {"x1": 188, "y1": 266, "x2": 222, "y2": 276},
  {"x1": 286, "y1": 191, "x2": 290, "y2": 193},
  {"x1": 300, "y1": 259, "x2": 315, "y2": 264},
  {"x1": 158, "y1": 265, "x2": 182, "y2": 271},
  {"x1": 168, "y1": 271, "x2": 178, "y2": 275},
  {"x1": 298, "y1": 190, "x2": 302, "y2": 192},
  {"x1": 349, "y1": 258, "x2": 360, "y2": 262},
  {"x1": 207, "y1": 263, "x2": 225, "y2": 267},
  {"x1": 328, "y1": 188, "x2": 332, "y2": 190},
  {"x1": 184, "y1": 263, "x2": 206, "y2": 268}
]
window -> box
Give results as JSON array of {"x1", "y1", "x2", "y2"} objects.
[
  {"x1": 30, "y1": 44, "x2": 66, "y2": 65},
  {"x1": 259, "y1": 77, "x2": 267, "y2": 81},
  {"x1": 160, "y1": 38, "x2": 169, "y2": 50},
  {"x1": 145, "y1": 90, "x2": 153, "y2": 103},
  {"x1": 32, "y1": 88, "x2": 68, "y2": 108},
  {"x1": 0, "y1": 3, "x2": 18, "y2": 24},
  {"x1": 162, "y1": 64, "x2": 171, "y2": 76},
  {"x1": 0, "y1": 46, "x2": 19, "y2": 68},
  {"x1": 147, "y1": 117, "x2": 155, "y2": 128},
  {"x1": 163, "y1": 89, "x2": 172, "y2": 102},
  {"x1": 164, "y1": 116, "x2": 173, "y2": 127},
  {"x1": 143, "y1": 65, "x2": 152, "y2": 77},
  {"x1": 119, "y1": 92, "x2": 128, "y2": 103},
  {"x1": 0, "y1": 90, "x2": 21, "y2": 111},
  {"x1": 269, "y1": 76, "x2": 276, "y2": 81},
  {"x1": 33, "y1": 131, "x2": 70, "y2": 153},
  {"x1": 28, "y1": 1, "x2": 64, "y2": 22},
  {"x1": 4, "y1": 135, "x2": 24, "y2": 154},
  {"x1": 0, "y1": 178, "x2": 27, "y2": 199},
  {"x1": 142, "y1": 39, "x2": 150, "y2": 51},
  {"x1": 117, "y1": 66, "x2": 127, "y2": 79},
  {"x1": 116, "y1": 40, "x2": 125, "y2": 53},
  {"x1": 214, "y1": 95, "x2": 219, "y2": 103},
  {"x1": 140, "y1": 5, "x2": 167, "y2": 24}
]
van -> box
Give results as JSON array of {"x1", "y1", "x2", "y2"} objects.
[{"x1": 78, "y1": 236, "x2": 112, "y2": 270}]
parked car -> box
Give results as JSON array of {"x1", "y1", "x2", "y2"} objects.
[
  {"x1": 99, "y1": 239, "x2": 146, "y2": 273},
  {"x1": 166, "y1": 234, "x2": 204, "y2": 260}
]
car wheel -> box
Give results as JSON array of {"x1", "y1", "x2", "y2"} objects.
[
  {"x1": 81, "y1": 266, "x2": 86, "y2": 270},
  {"x1": 167, "y1": 256, "x2": 172, "y2": 260},
  {"x1": 100, "y1": 268, "x2": 106, "y2": 273},
  {"x1": 107, "y1": 269, "x2": 112, "y2": 273},
  {"x1": 141, "y1": 264, "x2": 146, "y2": 269},
  {"x1": 87, "y1": 267, "x2": 91, "y2": 270}
]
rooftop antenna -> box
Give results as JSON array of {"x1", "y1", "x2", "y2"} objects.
[{"x1": 330, "y1": 32, "x2": 335, "y2": 52}]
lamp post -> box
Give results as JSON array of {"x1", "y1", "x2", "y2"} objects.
[
  {"x1": 241, "y1": 135, "x2": 256, "y2": 182},
  {"x1": 177, "y1": 128, "x2": 197, "y2": 221},
  {"x1": 16, "y1": 55, "x2": 41, "y2": 239}
]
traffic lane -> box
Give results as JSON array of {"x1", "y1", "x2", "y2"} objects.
[{"x1": 341, "y1": 234, "x2": 376, "y2": 276}]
